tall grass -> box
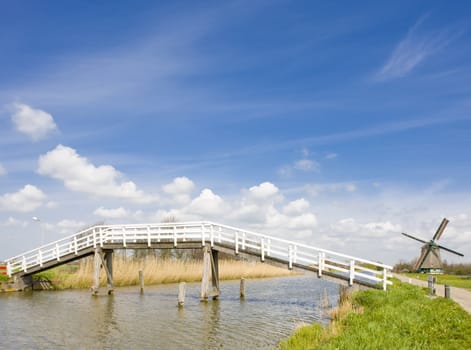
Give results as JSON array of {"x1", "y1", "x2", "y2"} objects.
[
  {"x1": 404, "y1": 273, "x2": 471, "y2": 290},
  {"x1": 44, "y1": 256, "x2": 294, "y2": 289},
  {"x1": 280, "y1": 280, "x2": 471, "y2": 349}
]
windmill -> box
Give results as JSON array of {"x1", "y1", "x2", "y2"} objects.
[{"x1": 402, "y1": 218, "x2": 464, "y2": 274}]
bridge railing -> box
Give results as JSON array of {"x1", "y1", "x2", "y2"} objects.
[
  {"x1": 5, "y1": 226, "x2": 107, "y2": 276},
  {"x1": 4, "y1": 221, "x2": 393, "y2": 290}
]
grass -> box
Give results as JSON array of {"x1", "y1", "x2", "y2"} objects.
[
  {"x1": 403, "y1": 273, "x2": 471, "y2": 290},
  {"x1": 279, "y1": 279, "x2": 471, "y2": 350},
  {"x1": 33, "y1": 256, "x2": 295, "y2": 289}
]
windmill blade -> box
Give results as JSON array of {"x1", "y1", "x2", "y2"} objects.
[
  {"x1": 432, "y1": 218, "x2": 449, "y2": 241},
  {"x1": 402, "y1": 232, "x2": 428, "y2": 244},
  {"x1": 437, "y1": 244, "x2": 464, "y2": 257},
  {"x1": 414, "y1": 245, "x2": 432, "y2": 271}
]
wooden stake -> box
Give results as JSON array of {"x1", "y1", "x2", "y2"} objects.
[
  {"x1": 240, "y1": 278, "x2": 245, "y2": 298},
  {"x1": 139, "y1": 270, "x2": 144, "y2": 294},
  {"x1": 178, "y1": 282, "x2": 186, "y2": 306}
]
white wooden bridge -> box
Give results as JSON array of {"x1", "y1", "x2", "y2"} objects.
[{"x1": 5, "y1": 221, "x2": 393, "y2": 295}]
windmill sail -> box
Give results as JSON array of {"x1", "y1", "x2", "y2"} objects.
[{"x1": 432, "y1": 218, "x2": 449, "y2": 241}]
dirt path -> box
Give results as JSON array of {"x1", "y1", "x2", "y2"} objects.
[{"x1": 393, "y1": 273, "x2": 471, "y2": 314}]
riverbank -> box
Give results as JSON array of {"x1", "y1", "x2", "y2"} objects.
[
  {"x1": 32, "y1": 256, "x2": 295, "y2": 289},
  {"x1": 279, "y1": 279, "x2": 471, "y2": 349}
]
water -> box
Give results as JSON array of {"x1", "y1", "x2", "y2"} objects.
[{"x1": 0, "y1": 276, "x2": 338, "y2": 349}]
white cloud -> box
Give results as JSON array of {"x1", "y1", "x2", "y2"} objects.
[
  {"x1": 10, "y1": 102, "x2": 58, "y2": 141},
  {"x1": 1, "y1": 217, "x2": 28, "y2": 228},
  {"x1": 0, "y1": 184, "x2": 46, "y2": 212},
  {"x1": 37, "y1": 145, "x2": 154, "y2": 203},
  {"x1": 248, "y1": 182, "x2": 279, "y2": 200},
  {"x1": 283, "y1": 198, "x2": 310, "y2": 215},
  {"x1": 188, "y1": 188, "x2": 226, "y2": 217},
  {"x1": 94, "y1": 206, "x2": 129, "y2": 219},
  {"x1": 294, "y1": 159, "x2": 320, "y2": 172},
  {"x1": 325, "y1": 153, "x2": 338, "y2": 160},
  {"x1": 376, "y1": 15, "x2": 458, "y2": 81},
  {"x1": 162, "y1": 176, "x2": 195, "y2": 205},
  {"x1": 0, "y1": 163, "x2": 6, "y2": 176},
  {"x1": 306, "y1": 182, "x2": 357, "y2": 196},
  {"x1": 56, "y1": 219, "x2": 86, "y2": 234}
]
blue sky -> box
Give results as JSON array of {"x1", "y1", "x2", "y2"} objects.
[{"x1": 1, "y1": 1, "x2": 470, "y2": 265}]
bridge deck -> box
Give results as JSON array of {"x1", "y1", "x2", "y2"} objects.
[{"x1": 5, "y1": 221, "x2": 393, "y2": 290}]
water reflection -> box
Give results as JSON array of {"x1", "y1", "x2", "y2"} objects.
[{"x1": 0, "y1": 275, "x2": 338, "y2": 349}]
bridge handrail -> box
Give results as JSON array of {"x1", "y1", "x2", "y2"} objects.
[
  {"x1": 206, "y1": 221, "x2": 393, "y2": 270},
  {"x1": 4, "y1": 221, "x2": 393, "y2": 290}
]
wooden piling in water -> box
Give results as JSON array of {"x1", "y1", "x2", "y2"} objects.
[
  {"x1": 240, "y1": 278, "x2": 245, "y2": 298},
  {"x1": 178, "y1": 282, "x2": 186, "y2": 306},
  {"x1": 139, "y1": 270, "x2": 144, "y2": 294}
]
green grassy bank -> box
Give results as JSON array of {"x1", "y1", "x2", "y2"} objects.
[
  {"x1": 279, "y1": 280, "x2": 471, "y2": 350},
  {"x1": 403, "y1": 273, "x2": 471, "y2": 290}
]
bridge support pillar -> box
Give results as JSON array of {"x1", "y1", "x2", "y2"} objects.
[
  {"x1": 201, "y1": 245, "x2": 219, "y2": 301},
  {"x1": 12, "y1": 274, "x2": 33, "y2": 291},
  {"x1": 91, "y1": 248, "x2": 114, "y2": 295}
]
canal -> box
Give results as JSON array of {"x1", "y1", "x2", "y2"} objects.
[{"x1": 0, "y1": 275, "x2": 339, "y2": 349}]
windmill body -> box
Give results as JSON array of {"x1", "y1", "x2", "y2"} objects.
[{"x1": 402, "y1": 218, "x2": 464, "y2": 274}]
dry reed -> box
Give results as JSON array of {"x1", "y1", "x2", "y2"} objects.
[{"x1": 56, "y1": 256, "x2": 295, "y2": 289}]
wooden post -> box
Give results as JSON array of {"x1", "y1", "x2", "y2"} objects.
[
  {"x1": 210, "y1": 249, "x2": 219, "y2": 300},
  {"x1": 92, "y1": 249, "x2": 101, "y2": 295},
  {"x1": 178, "y1": 282, "x2": 186, "y2": 306},
  {"x1": 139, "y1": 270, "x2": 144, "y2": 294},
  {"x1": 201, "y1": 245, "x2": 220, "y2": 301},
  {"x1": 240, "y1": 278, "x2": 245, "y2": 299},
  {"x1": 104, "y1": 250, "x2": 113, "y2": 294},
  {"x1": 322, "y1": 288, "x2": 329, "y2": 309},
  {"x1": 445, "y1": 284, "x2": 451, "y2": 299},
  {"x1": 92, "y1": 249, "x2": 114, "y2": 295},
  {"x1": 201, "y1": 246, "x2": 211, "y2": 300}
]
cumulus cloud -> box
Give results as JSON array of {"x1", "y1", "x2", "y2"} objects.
[
  {"x1": 331, "y1": 218, "x2": 401, "y2": 237},
  {"x1": 188, "y1": 188, "x2": 226, "y2": 216},
  {"x1": 248, "y1": 182, "x2": 279, "y2": 200},
  {"x1": 37, "y1": 145, "x2": 154, "y2": 203},
  {"x1": 94, "y1": 206, "x2": 129, "y2": 219},
  {"x1": 0, "y1": 184, "x2": 46, "y2": 212},
  {"x1": 10, "y1": 103, "x2": 58, "y2": 141},
  {"x1": 162, "y1": 176, "x2": 195, "y2": 205},
  {"x1": 0, "y1": 163, "x2": 6, "y2": 176},
  {"x1": 283, "y1": 198, "x2": 310, "y2": 215}
]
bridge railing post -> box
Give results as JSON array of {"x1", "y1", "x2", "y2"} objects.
[
  {"x1": 122, "y1": 227, "x2": 126, "y2": 247},
  {"x1": 56, "y1": 243, "x2": 60, "y2": 261},
  {"x1": 174, "y1": 225, "x2": 178, "y2": 247},
  {"x1": 74, "y1": 236, "x2": 78, "y2": 255},
  {"x1": 235, "y1": 231, "x2": 239, "y2": 254},
  {"x1": 147, "y1": 225, "x2": 151, "y2": 247},
  {"x1": 201, "y1": 224, "x2": 205, "y2": 246},
  {"x1": 22, "y1": 256, "x2": 27, "y2": 273},
  {"x1": 260, "y1": 238, "x2": 265, "y2": 262},
  {"x1": 38, "y1": 250, "x2": 43, "y2": 267},
  {"x1": 382, "y1": 268, "x2": 388, "y2": 291},
  {"x1": 6, "y1": 261, "x2": 11, "y2": 277},
  {"x1": 210, "y1": 225, "x2": 214, "y2": 247},
  {"x1": 318, "y1": 252, "x2": 324, "y2": 277},
  {"x1": 93, "y1": 228, "x2": 97, "y2": 248},
  {"x1": 349, "y1": 260, "x2": 355, "y2": 286},
  {"x1": 288, "y1": 245, "x2": 293, "y2": 269}
]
